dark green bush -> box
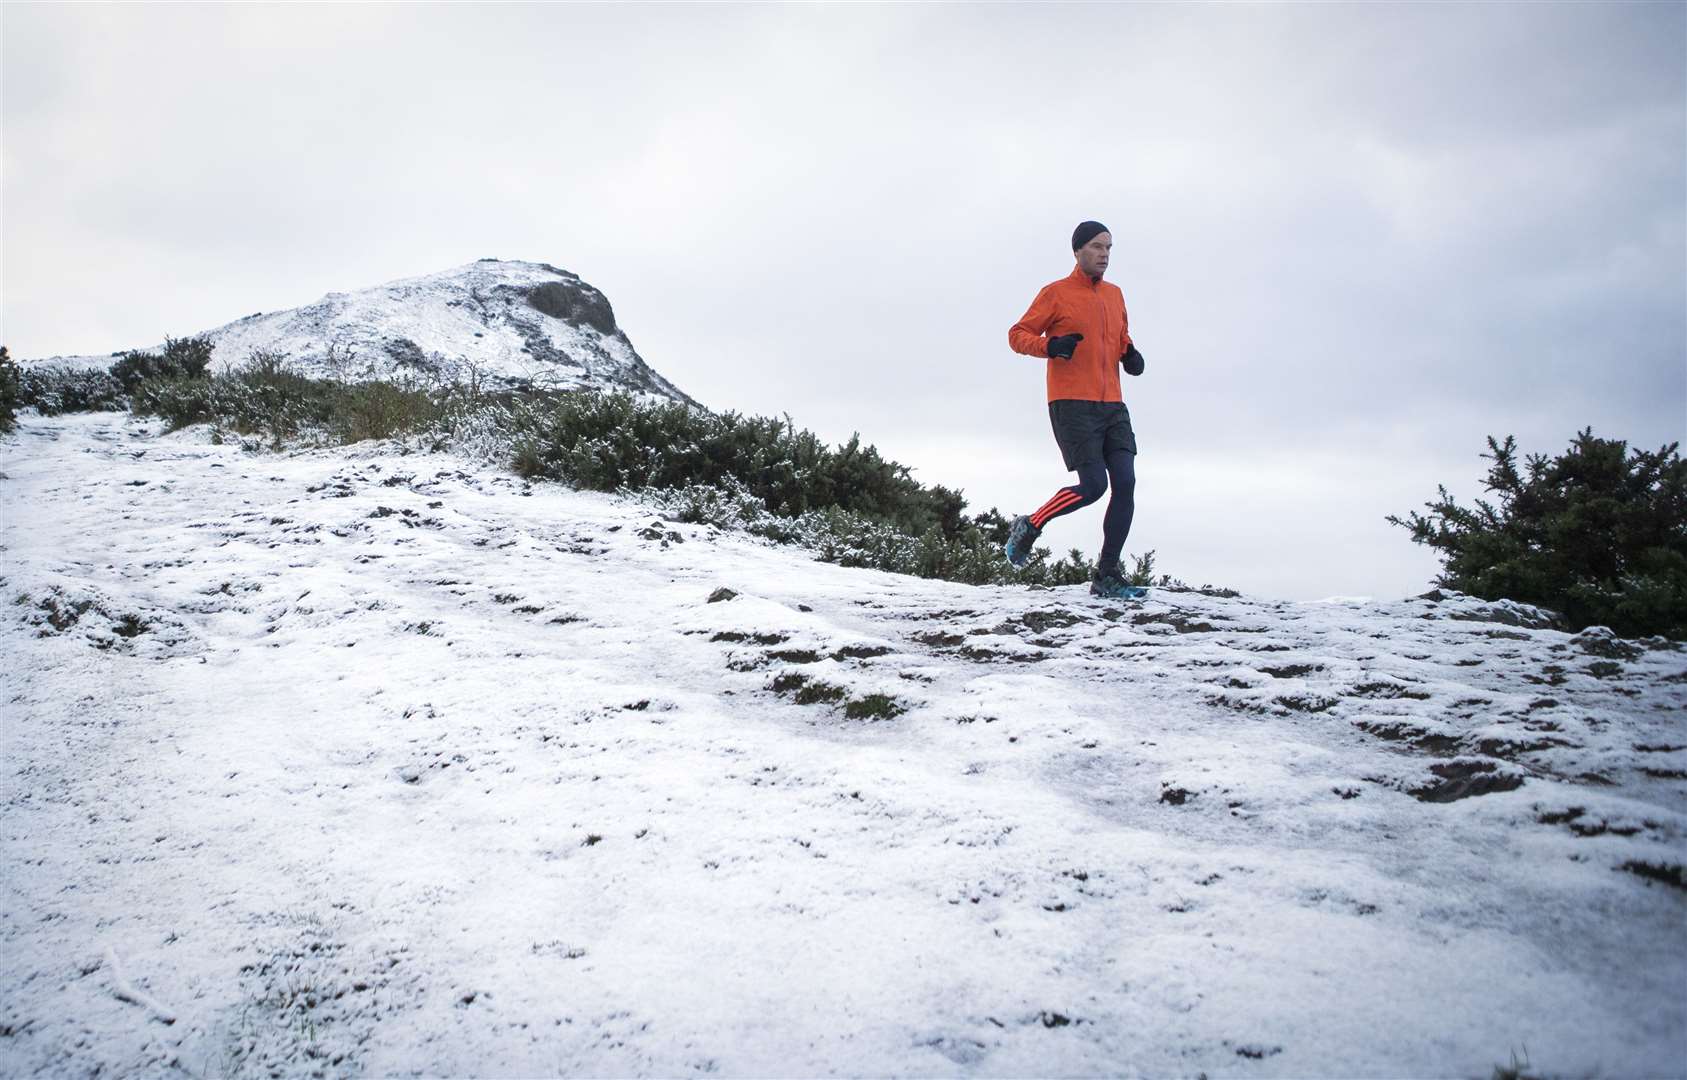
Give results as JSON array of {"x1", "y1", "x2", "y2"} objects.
[
  {"x1": 338, "y1": 380, "x2": 442, "y2": 442},
  {"x1": 508, "y1": 392, "x2": 966, "y2": 542},
  {"x1": 111, "y1": 334, "x2": 214, "y2": 393},
  {"x1": 0, "y1": 346, "x2": 17, "y2": 433},
  {"x1": 504, "y1": 389, "x2": 1203, "y2": 589},
  {"x1": 1390, "y1": 429, "x2": 1687, "y2": 639},
  {"x1": 1126, "y1": 549, "x2": 1182, "y2": 589},
  {"x1": 163, "y1": 334, "x2": 214, "y2": 378},
  {"x1": 130, "y1": 349, "x2": 440, "y2": 448},
  {"x1": 111, "y1": 351, "x2": 165, "y2": 393},
  {"x1": 129, "y1": 376, "x2": 216, "y2": 430},
  {"x1": 19, "y1": 364, "x2": 126, "y2": 415},
  {"x1": 648, "y1": 472, "x2": 1099, "y2": 588},
  {"x1": 131, "y1": 350, "x2": 329, "y2": 443}
]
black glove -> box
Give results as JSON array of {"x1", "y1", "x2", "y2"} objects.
[
  {"x1": 1047, "y1": 333, "x2": 1083, "y2": 360},
  {"x1": 1122, "y1": 343, "x2": 1145, "y2": 376}
]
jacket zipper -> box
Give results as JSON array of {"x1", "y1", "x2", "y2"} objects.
[{"x1": 1095, "y1": 285, "x2": 1108, "y2": 392}]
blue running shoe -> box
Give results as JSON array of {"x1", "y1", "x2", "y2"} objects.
[
  {"x1": 1003, "y1": 514, "x2": 1041, "y2": 568},
  {"x1": 1090, "y1": 566, "x2": 1148, "y2": 600}
]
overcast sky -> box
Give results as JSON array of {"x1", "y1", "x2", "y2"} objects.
[{"x1": 5, "y1": 3, "x2": 1683, "y2": 600}]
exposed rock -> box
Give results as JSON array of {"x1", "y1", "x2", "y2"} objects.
[
  {"x1": 527, "y1": 280, "x2": 616, "y2": 335},
  {"x1": 1571, "y1": 626, "x2": 1646, "y2": 662},
  {"x1": 1410, "y1": 760, "x2": 1525, "y2": 803}
]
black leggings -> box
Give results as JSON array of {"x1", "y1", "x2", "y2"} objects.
[{"x1": 1026, "y1": 449, "x2": 1136, "y2": 569}]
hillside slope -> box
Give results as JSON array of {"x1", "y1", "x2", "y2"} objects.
[
  {"x1": 17, "y1": 259, "x2": 694, "y2": 404},
  {"x1": 2, "y1": 412, "x2": 1684, "y2": 1078}
]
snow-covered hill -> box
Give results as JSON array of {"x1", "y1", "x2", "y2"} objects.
[
  {"x1": 18, "y1": 259, "x2": 694, "y2": 404},
  {"x1": 3, "y1": 411, "x2": 1685, "y2": 1078}
]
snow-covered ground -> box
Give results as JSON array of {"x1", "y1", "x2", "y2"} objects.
[
  {"x1": 3, "y1": 411, "x2": 1684, "y2": 1078},
  {"x1": 15, "y1": 260, "x2": 693, "y2": 405}
]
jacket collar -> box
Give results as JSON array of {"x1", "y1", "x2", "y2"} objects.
[{"x1": 1067, "y1": 264, "x2": 1102, "y2": 288}]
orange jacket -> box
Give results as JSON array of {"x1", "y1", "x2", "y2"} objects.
[{"x1": 1008, "y1": 265, "x2": 1133, "y2": 403}]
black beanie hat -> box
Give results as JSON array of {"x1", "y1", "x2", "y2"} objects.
[{"x1": 1071, "y1": 220, "x2": 1110, "y2": 252}]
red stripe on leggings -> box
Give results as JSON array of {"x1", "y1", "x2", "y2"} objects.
[
  {"x1": 1035, "y1": 489, "x2": 1081, "y2": 522},
  {"x1": 1031, "y1": 490, "x2": 1081, "y2": 528}
]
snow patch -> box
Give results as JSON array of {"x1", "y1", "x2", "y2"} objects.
[{"x1": 2, "y1": 411, "x2": 1684, "y2": 1077}]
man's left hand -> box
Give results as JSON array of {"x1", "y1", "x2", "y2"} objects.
[{"x1": 1122, "y1": 344, "x2": 1146, "y2": 376}]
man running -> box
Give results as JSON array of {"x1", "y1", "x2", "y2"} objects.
[{"x1": 1003, "y1": 220, "x2": 1147, "y2": 598}]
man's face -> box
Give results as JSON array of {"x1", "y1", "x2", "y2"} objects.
[{"x1": 1075, "y1": 232, "x2": 1112, "y2": 279}]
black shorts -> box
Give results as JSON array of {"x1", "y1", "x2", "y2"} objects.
[{"x1": 1048, "y1": 399, "x2": 1137, "y2": 471}]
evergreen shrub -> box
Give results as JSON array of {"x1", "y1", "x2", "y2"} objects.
[
  {"x1": 18, "y1": 364, "x2": 126, "y2": 415},
  {"x1": 131, "y1": 350, "x2": 442, "y2": 448},
  {"x1": 111, "y1": 334, "x2": 215, "y2": 393},
  {"x1": 506, "y1": 391, "x2": 968, "y2": 543},
  {"x1": 0, "y1": 346, "x2": 18, "y2": 433},
  {"x1": 507, "y1": 390, "x2": 1103, "y2": 585},
  {"x1": 1390, "y1": 430, "x2": 1687, "y2": 639}
]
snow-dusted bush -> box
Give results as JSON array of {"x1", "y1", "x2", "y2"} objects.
[
  {"x1": 18, "y1": 364, "x2": 126, "y2": 415},
  {"x1": 500, "y1": 389, "x2": 1195, "y2": 588},
  {"x1": 646, "y1": 475, "x2": 800, "y2": 543},
  {"x1": 0, "y1": 346, "x2": 17, "y2": 433},
  {"x1": 111, "y1": 334, "x2": 213, "y2": 393},
  {"x1": 131, "y1": 350, "x2": 442, "y2": 449},
  {"x1": 131, "y1": 350, "x2": 328, "y2": 444},
  {"x1": 435, "y1": 399, "x2": 519, "y2": 464},
  {"x1": 129, "y1": 375, "x2": 217, "y2": 431},
  {"x1": 644, "y1": 475, "x2": 1100, "y2": 587},
  {"x1": 1391, "y1": 430, "x2": 1687, "y2": 639},
  {"x1": 337, "y1": 380, "x2": 441, "y2": 443},
  {"x1": 506, "y1": 390, "x2": 967, "y2": 543}
]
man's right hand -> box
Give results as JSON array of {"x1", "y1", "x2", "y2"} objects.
[{"x1": 1047, "y1": 333, "x2": 1083, "y2": 360}]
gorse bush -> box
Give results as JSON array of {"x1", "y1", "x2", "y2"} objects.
[
  {"x1": 10, "y1": 333, "x2": 214, "y2": 420},
  {"x1": 1390, "y1": 429, "x2": 1687, "y2": 639},
  {"x1": 501, "y1": 390, "x2": 1128, "y2": 586},
  {"x1": 644, "y1": 475, "x2": 1098, "y2": 587},
  {"x1": 133, "y1": 349, "x2": 331, "y2": 441},
  {"x1": 132, "y1": 349, "x2": 444, "y2": 449},
  {"x1": 18, "y1": 364, "x2": 126, "y2": 415},
  {"x1": 0, "y1": 346, "x2": 18, "y2": 434},
  {"x1": 111, "y1": 334, "x2": 215, "y2": 393},
  {"x1": 506, "y1": 391, "x2": 966, "y2": 542}
]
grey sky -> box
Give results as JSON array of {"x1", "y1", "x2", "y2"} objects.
[{"x1": 5, "y1": 2, "x2": 1683, "y2": 600}]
